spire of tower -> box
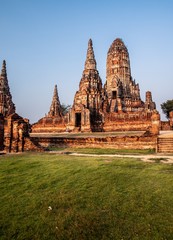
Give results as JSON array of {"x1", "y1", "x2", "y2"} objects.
[
  {"x1": 84, "y1": 39, "x2": 97, "y2": 70},
  {"x1": 1, "y1": 60, "x2": 7, "y2": 77},
  {"x1": 48, "y1": 85, "x2": 62, "y2": 117},
  {"x1": 0, "y1": 60, "x2": 15, "y2": 116},
  {"x1": 53, "y1": 84, "x2": 58, "y2": 99}
]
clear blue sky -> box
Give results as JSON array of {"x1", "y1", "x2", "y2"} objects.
[{"x1": 0, "y1": 0, "x2": 172, "y2": 123}]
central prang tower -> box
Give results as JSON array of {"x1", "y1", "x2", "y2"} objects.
[{"x1": 105, "y1": 38, "x2": 143, "y2": 112}]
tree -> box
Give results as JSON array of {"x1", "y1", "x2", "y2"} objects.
[
  {"x1": 161, "y1": 99, "x2": 173, "y2": 119},
  {"x1": 61, "y1": 103, "x2": 71, "y2": 116}
]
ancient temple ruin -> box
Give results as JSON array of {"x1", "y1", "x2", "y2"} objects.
[
  {"x1": 105, "y1": 38, "x2": 155, "y2": 112},
  {"x1": 103, "y1": 38, "x2": 157, "y2": 132},
  {"x1": 65, "y1": 38, "x2": 158, "y2": 133},
  {"x1": 32, "y1": 84, "x2": 66, "y2": 133},
  {"x1": 0, "y1": 61, "x2": 40, "y2": 152},
  {"x1": 0, "y1": 60, "x2": 15, "y2": 117},
  {"x1": 32, "y1": 38, "x2": 160, "y2": 134},
  {"x1": 67, "y1": 39, "x2": 104, "y2": 132},
  {"x1": 0, "y1": 38, "x2": 163, "y2": 153}
]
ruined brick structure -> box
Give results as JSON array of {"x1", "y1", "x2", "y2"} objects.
[
  {"x1": 33, "y1": 38, "x2": 160, "y2": 134},
  {"x1": 67, "y1": 39, "x2": 104, "y2": 132},
  {"x1": 48, "y1": 85, "x2": 62, "y2": 118},
  {"x1": 170, "y1": 111, "x2": 173, "y2": 129},
  {"x1": 0, "y1": 114, "x2": 4, "y2": 150},
  {"x1": 0, "y1": 60, "x2": 15, "y2": 116},
  {"x1": 0, "y1": 38, "x2": 163, "y2": 153},
  {"x1": 105, "y1": 39, "x2": 155, "y2": 112},
  {"x1": 161, "y1": 111, "x2": 173, "y2": 130},
  {"x1": 65, "y1": 38, "x2": 159, "y2": 133},
  {"x1": 0, "y1": 60, "x2": 41, "y2": 152},
  {"x1": 32, "y1": 84, "x2": 66, "y2": 133},
  {"x1": 0, "y1": 60, "x2": 16, "y2": 151},
  {"x1": 106, "y1": 38, "x2": 141, "y2": 111},
  {"x1": 4, "y1": 113, "x2": 29, "y2": 152}
]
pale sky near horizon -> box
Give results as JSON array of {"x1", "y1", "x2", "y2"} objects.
[{"x1": 0, "y1": 0, "x2": 172, "y2": 123}]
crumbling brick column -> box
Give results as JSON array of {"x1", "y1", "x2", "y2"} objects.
[
  {"x1": 4, "y1": 117, "x2": 12, "y2": 153},
  {"x1": 169, "y1": 111, "x2": 173, "y2": 130},
  {"x1": 81, "y1": 108, "x2": 91, "y2": 132},
  {"x1": 150, "y1": 111, "x2": 160, "y2": 135},
  {"x1": 67, "y1": 108, "x2": 76, "y2": 131},
  {"x1": 3, "y1": 114, "x2": 30, "y2": 153},
  {"x1": 0, "y1": 115, "x2": 4, "y2": 150},
  {"x1": 11, "y1": 121, "x2": 19, "y2": 152}
]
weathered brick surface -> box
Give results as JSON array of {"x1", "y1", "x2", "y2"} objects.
[
  {"x1": 0, "y1": 61, "x2": 15, "y2": 117},
  {"x1": 160, "y1": 111, "x2": 173, "y2": 131},
  {"x1": 67, "y1": 39, "x2": 103, "y2": 132},
  {"x1": 32, "y1": 85, "x2": 66, "y2": 133},
  {"x1": 32, "y1": 118, "x2": 66, "y2": 133},
  {"x1": 161, "y1": 121, "x2": 171, "y2": 130},
  {"x1": 170, "y1": 111, "x2": 173, "y2": 129},
  {"x1": 23, "y1": 137, "x2": 44, "y2": 152},
  {"x1": 0, "y1": 114, "x2": 4, "y2": 150},
  {"x1": 157, "y1": 137, "x2": 173, "y2": 153},
  {"x1": 30, "y1": 135, "x2": 157, "y2": 150},
  {"x1": 3, "y1": 113, "x2": 42, "y2": 153}
]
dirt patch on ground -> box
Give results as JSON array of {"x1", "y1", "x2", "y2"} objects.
[{"x1": 68, "y1": 152, "x2": 173, "y2": 164}]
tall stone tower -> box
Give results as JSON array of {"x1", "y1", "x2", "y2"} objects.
[
  {"x1": 48, "y1": 85, "x2": 62, "y2": 118},
  {"x1": 0, "y1": 60, "x2": 15, "y2": 116},
  {"x1": 84, "y1": 38, "x2": 97, "y2": 70},
  {"x1": 32, "y1": 84, "x2": 66, "y2": 133},
  {"x1": 73, "y1": 39, "x2": 103, "y2": 112},
  {"x1": 106, "y1": 38, "x2": 142, "y2": 112},
  {"x1": 69, "y1": 39, "x2": 103, "y2": 131}
]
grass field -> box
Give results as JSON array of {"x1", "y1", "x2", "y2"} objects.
[
  {"x1": 48, "y1": 147, "x2": 155, "y2": 155},
  {"x1": 1, "y1": 152, "x2": 173, "y2": 239}
]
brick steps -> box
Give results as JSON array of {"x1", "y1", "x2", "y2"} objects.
[{"x1": 157, "y1": 137, "x2": 173, "y2": 153}]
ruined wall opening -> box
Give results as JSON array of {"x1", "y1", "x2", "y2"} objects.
[
  {"x1": 112, "y1": 91, "x2": 117, "y2": 99},
  {"x1": 75, "y1": 113, "x2": 81, "y2": 128}
]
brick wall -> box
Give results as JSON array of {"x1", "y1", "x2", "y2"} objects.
[
  {"x1": 0, "y1": 115, "x2": 4, "y2": 150},
  {"x1": 30, "y1": 135, "x2": 157, "y2": 151},
  {"x1": 160, "y1": 121, "x2": 171, "y2": 130}
]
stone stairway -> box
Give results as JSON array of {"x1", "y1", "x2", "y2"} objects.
[{"x1": 157, "y1": 137, "x2": 173, "y2": 153}]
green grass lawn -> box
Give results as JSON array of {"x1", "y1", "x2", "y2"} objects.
[
  {"x1": 1, "y1": 153, "x2": 173, "y2": 240},
  {"x1": 48, "y1": 147, "x2": 155, "y2": 155}
]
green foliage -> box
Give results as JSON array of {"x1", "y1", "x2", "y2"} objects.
[
  {"x1": 1, "y1": 153, "x2": 173, "y2": 239},
  {"x1": 61, "y1": 103, "x2": 71, "y2": 115},
  {"x1": 161, "y1": 99, "x2": 173, "y2": 119}
]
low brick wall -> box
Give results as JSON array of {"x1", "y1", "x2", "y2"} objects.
[
  {"x1": 0, "y1": 116, "x2": 4, "y2": 150},
  {"x1": 103, "y1": 121, "x2": 152, "y2": 132},
  {"x1": 30, "y1": 135, "x2": 157, "y2": 150},
  {"x1": 160, "y1": 121, "x2": 171, "y2": 131}
]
